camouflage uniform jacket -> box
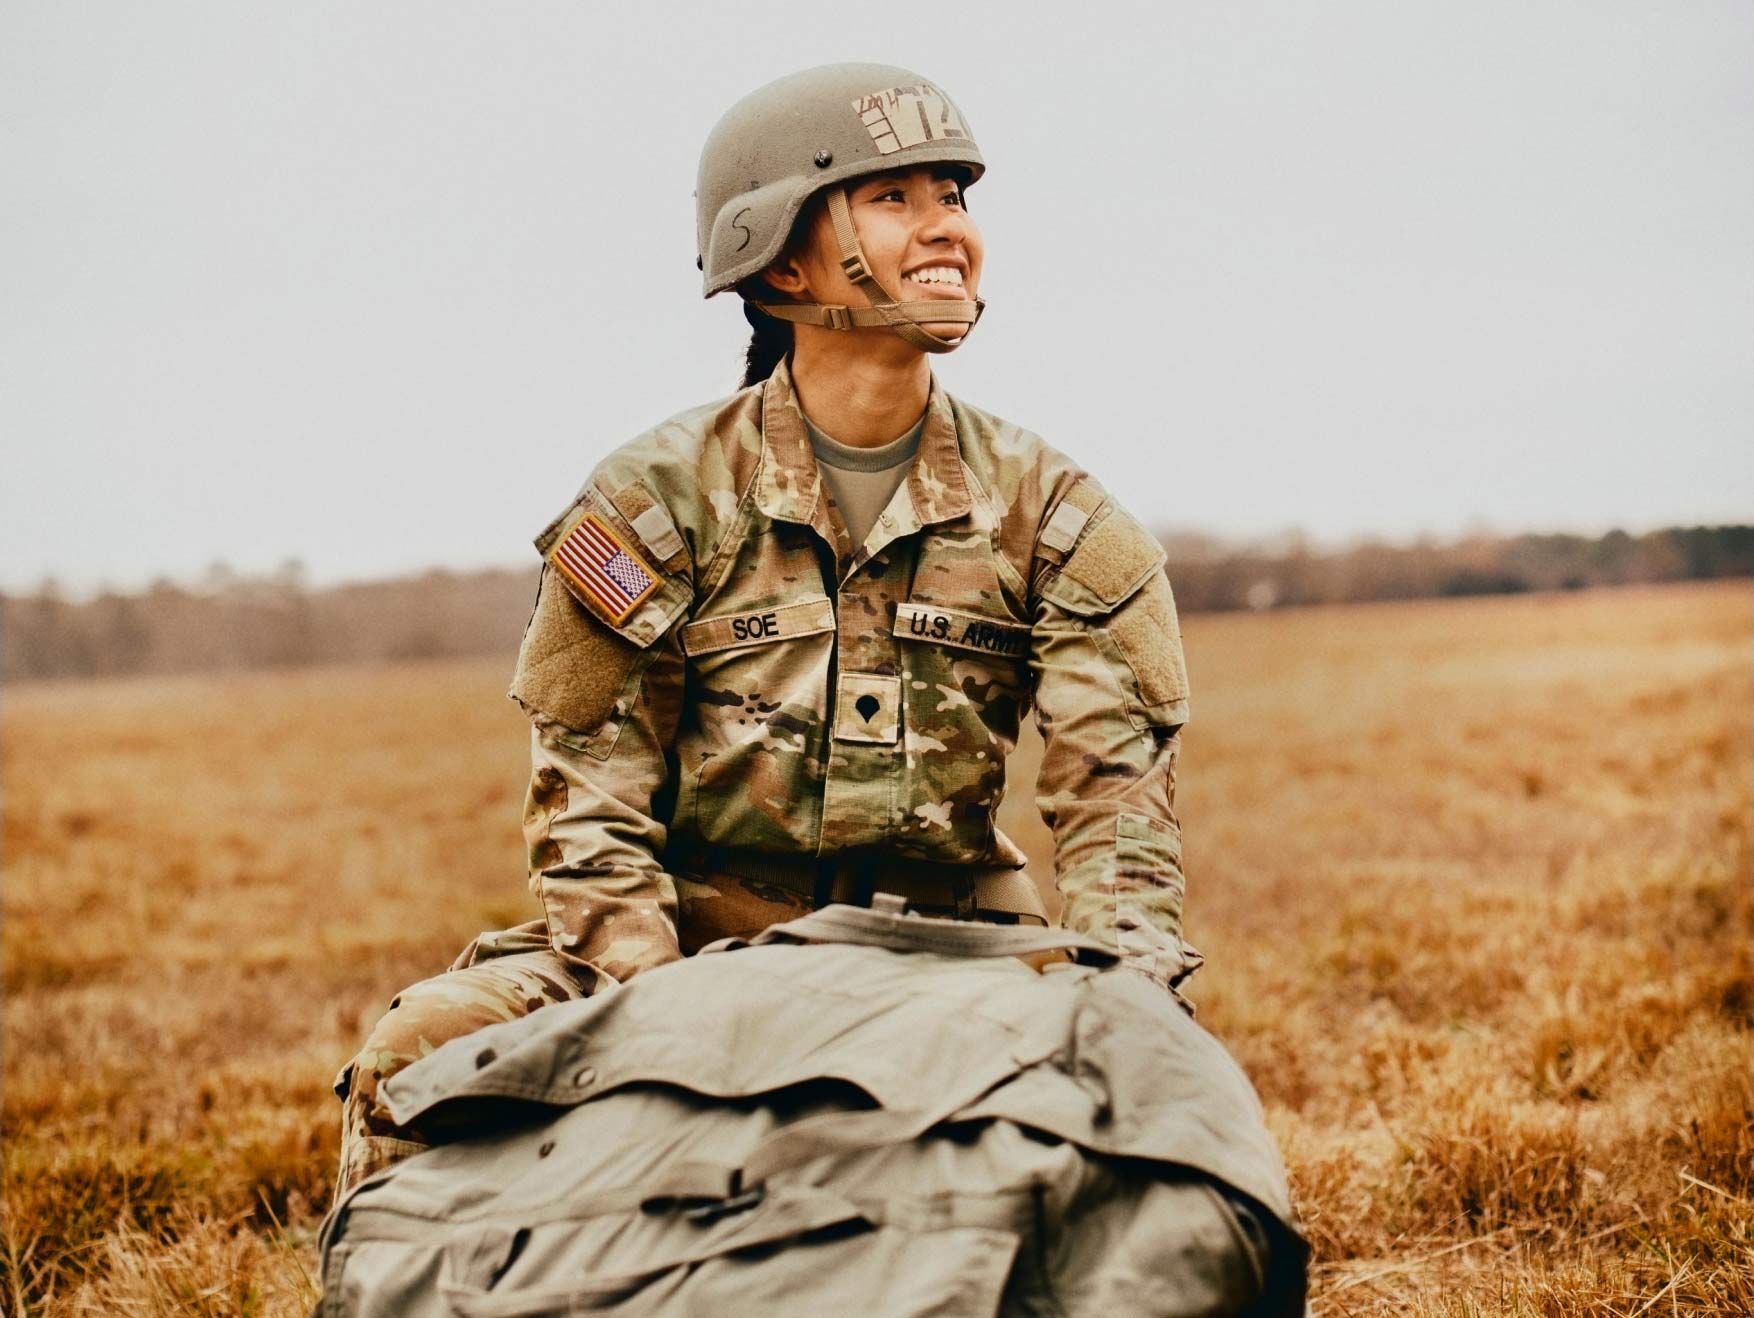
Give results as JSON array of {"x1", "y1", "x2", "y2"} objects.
[{"x1": 510, "y1": 360, "x2": 1194, "y2": 994}]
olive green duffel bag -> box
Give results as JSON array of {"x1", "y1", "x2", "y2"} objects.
[{"x1": 317, "y1": 902, "x2": 1307, "y2": 1316}]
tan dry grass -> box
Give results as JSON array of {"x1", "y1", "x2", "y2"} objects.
[{"x1": 4, "y1": 582, "x2": 1750, "y2": 1314}]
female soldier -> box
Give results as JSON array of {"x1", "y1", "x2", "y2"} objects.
[{"x1": 334, "y1": 62, "x2": 1195, "y2": 1194}]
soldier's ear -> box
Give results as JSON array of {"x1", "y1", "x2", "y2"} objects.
[
  {"x1": 761, "y1": 194, "x2": 828, "y2": 301},
  {"x1": 760, "y1": 257, "x2": 808, "y2": 298}
]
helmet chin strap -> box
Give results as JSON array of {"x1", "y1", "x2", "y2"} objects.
[{"x1": 753, "y1": 186, "x2": 984, "y2": 353}]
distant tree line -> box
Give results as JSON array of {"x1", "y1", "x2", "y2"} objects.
[
  {"x1": 3, "y1": 525, "x2": 1748, "y2": 682},
  {"x1": 2, "y1": 565, "x2": 540, "y2": 682},
  {"x1": 1162, "y1": 524, "x2": 1754, "y2": 613}
]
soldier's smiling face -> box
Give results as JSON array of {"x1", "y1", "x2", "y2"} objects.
[{"x1": 764, "y1": 165, "x2": 984, "y2": 347}]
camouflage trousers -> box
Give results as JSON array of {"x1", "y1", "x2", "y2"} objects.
[{"x1": 333, "y1": 923, "x2": 588, "y2": 1196}]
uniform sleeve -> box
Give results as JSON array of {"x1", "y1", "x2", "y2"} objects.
[
  {"x1": 1028, "y1": 481, "x2": 1201, "y2": 995},
  {"x1": 512, "y1": 516, "x2": 691, "y2": 990}
]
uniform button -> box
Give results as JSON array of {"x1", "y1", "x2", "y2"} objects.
[
  {"x1": 573, "y1": 1065, "x2": 597, "y2": 1088},
  {"x1": 879, "y1": 513, "x2": 894, "y2": 529}
]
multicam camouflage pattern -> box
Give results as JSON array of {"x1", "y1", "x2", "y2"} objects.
[
  {"x1": 512, "y1": 358, "x2": 1196, "y2": 991},
  {"x1": 333, "y1": 941, "x2": 585, "y2": 1195},
  {"x1": 336, "y1": 359, "x2": 1196, "y2": 1189}
]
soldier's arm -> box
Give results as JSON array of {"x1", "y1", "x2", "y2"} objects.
[
  {"x1": 510, "y1": 487, "x2": 693, "y2": 992},
  {"x1": 1028, "y1": 480, "x2": 1200, "y2": 996}
]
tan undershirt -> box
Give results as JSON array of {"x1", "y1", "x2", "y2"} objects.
[{"x1": 804, "y1": 412, "x2": 925, "y2": 550}]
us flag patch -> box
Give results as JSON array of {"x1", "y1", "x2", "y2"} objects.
[{"x1": 550, "y1": 512, "x2": 660, "y2": 625}]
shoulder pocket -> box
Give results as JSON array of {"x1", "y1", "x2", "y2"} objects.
[
  {"x1": 1105, "y1": 572, "x2": 1190, "y2": 720},
  {"x1": 538, "y1": 488, "x2": 691, "y2": 648},
  {"x1": 1038, "y1": 493, "x2": 1188, "y2": 728},
  {"x1": 510, "y1": 568, "x2": 686, "y2": 757},
  {"x1": 1039, "y1": 496, "x2": 1167, "y2": 618},
  {"x1": 513, "y1": 488, "x2": 693, "y2": 754}
]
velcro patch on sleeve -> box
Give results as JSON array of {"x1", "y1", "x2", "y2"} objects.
[
  {"x1": 1042, "y1": 501, "x2": 1168, "y2": 616},
  {"x1": 1063, "y1": 507, "x2": 1165, "y2": 606},
  {"x1": 509, "y1": 567, "x2": 644, "y2": 741},
  {"x1": 1107, "y1": 572, "x2": 1190, "y2": 714},
  {"x1": 682, "y1": 596, "x2": 835, "y2": 656},
  {"x1": 894, "y1": 602, "x2": 1031, "y2": 658},
  {"x1": 548, "y1": 510, "x2": 661, "y2": 627}
]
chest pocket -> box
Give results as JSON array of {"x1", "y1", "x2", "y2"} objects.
[
  {"x1": 891, "y1": 599, "x2": 1032, "y2": 748},
  {"x1": 679, "y1": 592, "x2": 837, "y2": 851},
  {"x1": 887, "y1": 597, "x2": 1031, "y2": 863}
]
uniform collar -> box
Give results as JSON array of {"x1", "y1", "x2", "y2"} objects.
[{"x1": 757, "y1": 359, "x2": 972, "y2": 544}]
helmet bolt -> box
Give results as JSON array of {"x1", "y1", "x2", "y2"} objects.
[{"x1": 813, "y1": 150, "x2": 832, "y2": 168}]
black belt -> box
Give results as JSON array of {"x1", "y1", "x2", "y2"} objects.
[{"x1": 666, "y1": 843, "x2": 1046, "y2": 923}]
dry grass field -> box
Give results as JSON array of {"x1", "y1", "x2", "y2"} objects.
[{"x1": 3, "y1": 581, "x2": 1749, "y2": 1314}]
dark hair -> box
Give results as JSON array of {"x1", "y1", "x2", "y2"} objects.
[
  {"x1": 734, "y1": 195, "x2": 825, "y2": 389},
  {"x1": 738, "y1": 296, "x2": 793, "y2": 389}
]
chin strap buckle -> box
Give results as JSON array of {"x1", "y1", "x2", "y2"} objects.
[
  {"x1": 840, "y1": 253, "x2": 870, "y2": 283},
  {"x1": 821, "y1": 304, "x2": 853, "y2": 331}
]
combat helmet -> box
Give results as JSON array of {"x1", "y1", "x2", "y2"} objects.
[{"x1": 697, "y1": 63, "x2": 986, "y2": 353}]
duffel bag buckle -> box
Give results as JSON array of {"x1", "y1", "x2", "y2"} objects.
[
  {"x1": 682, "y1": 1185, "x2": 766, "y2": 1226},
  {"x1": 871, "y1": 892, "x2": 909, "y2": 916}
]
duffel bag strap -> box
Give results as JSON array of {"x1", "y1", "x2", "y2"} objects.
[{"x1": 724, "y1": 900, "x2": 1119, "y2": 966}]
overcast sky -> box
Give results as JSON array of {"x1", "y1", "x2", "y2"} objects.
[{"x1": 4, "y1": 1, "x2": 1750, "y2": 594}]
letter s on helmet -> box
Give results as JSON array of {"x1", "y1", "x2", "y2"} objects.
[{"x1": 696, "y1": 63, "x2": 986, "y2": 354}]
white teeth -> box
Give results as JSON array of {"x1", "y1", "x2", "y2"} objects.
[{"x1": 906, "y1": 266, "x2": 963, "y2": 286}]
